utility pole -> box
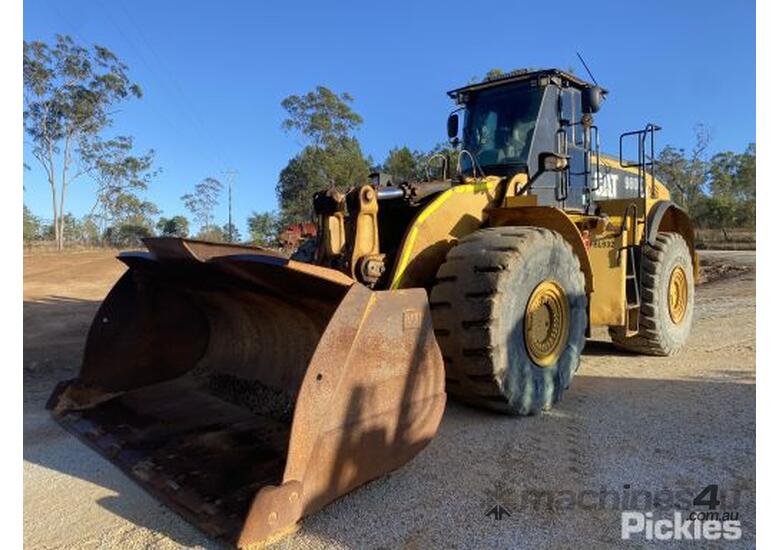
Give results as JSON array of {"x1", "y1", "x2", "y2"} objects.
[{"x1": 221, "y1": 169, "x2": 238, "y2": 242}]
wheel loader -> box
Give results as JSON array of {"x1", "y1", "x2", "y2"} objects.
[{"x1": 48, "y1": 68, "x2": 697, "y2": 547}]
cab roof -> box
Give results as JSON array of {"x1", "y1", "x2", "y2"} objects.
[{"x1": 447, "y1": 68, "x2": 597, "y2": 100}]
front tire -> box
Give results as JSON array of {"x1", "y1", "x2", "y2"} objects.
[{"x1": 430, "y1": 227, "x2": 587, "y2": 415}]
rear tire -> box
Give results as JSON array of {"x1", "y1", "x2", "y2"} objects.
[
  {"x1": 430, "y1": 227, "x2": 587, "y2": 415},
  {"x1": 609, "y1": 232, "x2": 694, "y2": 355}
]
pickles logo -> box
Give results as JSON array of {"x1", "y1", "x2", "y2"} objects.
[
  {"x1": 621, "y1": 485, "x2": 742, "y2": 541},
  {"x1": 621, "y1": 511, "x2": 742, "y2": 541}
]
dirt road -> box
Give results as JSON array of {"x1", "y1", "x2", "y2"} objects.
[{"x1": 23, "y1": 249, "x2": 755, "y2": 549}]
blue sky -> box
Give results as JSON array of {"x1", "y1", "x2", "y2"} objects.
[{"x1": 23, "y1": 0, "x2": 756, "y2": 236}]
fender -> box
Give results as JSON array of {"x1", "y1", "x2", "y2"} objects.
[
  {"x1": 646, "y1": 201, "x2": 700, "y2": 279},
  {"x1": 486, "y1": 206, "x2": 594, "y2": 293},
  {"x1": 388, "y1": 178, "x2": 503, "y2": 289}
]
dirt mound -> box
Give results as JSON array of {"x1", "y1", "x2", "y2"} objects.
[{"x1": 698, "y1": 257, "x2": 754, "y2": 284}]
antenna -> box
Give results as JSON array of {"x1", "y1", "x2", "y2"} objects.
[{"x1": 576, "y1": 52, "x2": 598, "y2": 86}]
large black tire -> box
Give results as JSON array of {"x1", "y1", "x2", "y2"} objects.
[
  {"x1": 609, "y1": 232, "x2": 694, "y2": 356},
  {"x1": 430, "y1": 227, "x2": 587, "y2": 415}
]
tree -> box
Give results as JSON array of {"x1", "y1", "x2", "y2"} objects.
[
  {"x1": 696, "y1": 195, "x2": 742, "y2": 239},
  {"x1": 382, "y1": 146, "x2": 422, "y2": 182},
  {"x1": 61, "y1": 213, "x2": 83, "y2": 242},
  {"x1": 655, "y1": 147, "x2": 687, "y2": 203},
  {"x1": 281, "y1": 86, "x2": 363, "y2": 146},
  {"x1": 222, "y1": 223, "x2": 241, "y2": 242},
  {"x1": 156, "y1": 215, "x2": 190, "y2": 238},
  {"x1": 82, "y1": 135, "x2": 157, "y2": 234},
  {"x1": 111, "y1": 193, "x2": 160, "y2": 229},
  {"x1": 484, "y1": 68, "x2": 504, "y2": 80},
  {"x1": 277, "y1": 87, "x2": 370, "y2": 223},
  {"x1": 276, "y1": 139, "x2": 370, "y2": 223},
  {"x1": 654, "y1": 131, "x2": 755, "y2": 232},
  {"x1": 379, "y1": 143, "x2": 458, "y2": 182},
  {"x1": 104, "y1": 223, "x2": 153, "y2": 247},
  {"x1": 181, "y1": 177, "x2": 223, "y2": 232},
  {"x1": 478, "y1": 67, "x2": 538, "y2": 82},
  {"x1": 40, "y1": 212, "x2": 89, "y2": 244},
  {"x1": 23, "y1": 35, "x2": 142, "y2": 250},
  {"x1": 709, "y1": 144, "x2": 756, "y2": 202},
  {"x1": 196, "y1": 224, "x2": 224, "y2": 242},
  {"x1": 705, "y1": 143, "x2": 756, "y2": 230},
  {"x1": 23, "y1": 205, "x2": 42, "y2": 242},
  {"x1": 277, "y1": 147, "x2": 328, "y2": 222},
  {"x1": 80, "y1": 216, "x2": 100, "y2": 244},
  {"x1": 247, "y1": 211, "x2": 280, "y2": 246},
  {"x1": 655, "y1": 124, "x2": 711, "y2": 208}
]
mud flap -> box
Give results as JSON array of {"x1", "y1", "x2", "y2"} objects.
[{"x1": 48, "y1": 238, "x2": 446, "y2": 547}]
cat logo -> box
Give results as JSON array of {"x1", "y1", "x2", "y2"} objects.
[{"x1": 403, "y1": 309, "x2": 423, "y2": 330}]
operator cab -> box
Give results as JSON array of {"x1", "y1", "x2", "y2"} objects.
[{"x1": 447, "y1": 68, "x2": 606, "y2": 213}]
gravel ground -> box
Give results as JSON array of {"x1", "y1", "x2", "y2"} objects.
[{"x1": 23, "y1": 250, "x2": 755, "y2": 549}]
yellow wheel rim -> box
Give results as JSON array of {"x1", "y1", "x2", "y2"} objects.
[
  {"x1": 524, "y1": 280, "x2": 569, "y2": 367},
  {"x1": 668, "y1": 265, "x2": 688, "y2": 324}
]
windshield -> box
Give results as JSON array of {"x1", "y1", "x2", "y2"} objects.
[{"x1": 462, "y1": 85, "x2": 543, "y2": 170}]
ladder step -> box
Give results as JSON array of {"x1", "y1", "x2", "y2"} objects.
[{"x1": 624, "y1": 244, "x2": 642, "y2": 336}]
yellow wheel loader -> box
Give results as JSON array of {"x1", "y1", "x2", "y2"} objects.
[{"x1": 48, "y1": 68, "x2": 698, "y2": 547}]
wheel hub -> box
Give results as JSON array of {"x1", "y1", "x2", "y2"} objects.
[
  {"x1": 524, "y1": 280, "x2": 569, "y2": 367},
  {"x1": 668, "y1": 265, "x2": 688, "y2": 324}
]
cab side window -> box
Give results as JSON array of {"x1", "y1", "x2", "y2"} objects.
[{"x1": 559, "y1": 89, "x2": 584, "y2": 146}]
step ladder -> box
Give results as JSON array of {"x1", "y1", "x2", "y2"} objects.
[{"x1": 624, "y1": 245, "x2": 642, "y2": 337}]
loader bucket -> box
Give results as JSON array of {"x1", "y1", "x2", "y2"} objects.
[{"x1": 47, "y1": 238, "x2": 446, "y2": 547}]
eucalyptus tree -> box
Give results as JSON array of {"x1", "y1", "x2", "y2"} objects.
[
  {"x1": 23, "y1": 35, "x2": 142, "y2": 250},
  {"x1": 277, "y1": 87, "x2": 369, "y2": 223},
  {"x1": 181, "y1": 177, "x2": 224, "y2": 233}
]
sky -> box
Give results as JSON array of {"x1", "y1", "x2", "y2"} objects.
[{"x1": 23, "y1": 0, "x2": 756, "y2": 236}]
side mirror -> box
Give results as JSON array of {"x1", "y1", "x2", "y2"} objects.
[
  {"x1": 582, "y1": 86, "x2": 606, "y2": 113},
  {"x1": 517, "y1": 152, "x2": 570, "y2": 195},
  {"x1": 538, "y1": 152, "x2": 569, "y2": 172},
  {"x1": 447, "y1": 113, "x2": 459, "y2": 142}
]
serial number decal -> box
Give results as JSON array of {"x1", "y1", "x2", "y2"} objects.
[{"x1": 591, "y1": 238, "x2": 617, "y2": 249}]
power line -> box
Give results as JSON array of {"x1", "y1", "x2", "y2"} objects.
[
  {"x1": 96, "y1": 0, "x2": 230, "y2": 173},
  {"x1": 117, "y1": 0, "x2": 232, "y2": 170},
  {"x1": 42, "y1": 0, "x2": 90, "y2": 46}
]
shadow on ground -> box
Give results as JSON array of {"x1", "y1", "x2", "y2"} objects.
[
  {"x1": 24, "y1": 297, "x2": 756, "y2": 549},
  {"x1": 581, "y1": 339, "x2": 635, "y2": 357},
  {"x1": 24, "y1": 296, "x2": 221, "y2": 548}
]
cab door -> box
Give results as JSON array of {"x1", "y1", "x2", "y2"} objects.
[{"x1": 559, "y1": 88, "x2": 589, "y2": 212}]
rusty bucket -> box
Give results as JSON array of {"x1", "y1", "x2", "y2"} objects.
[{"x1": 47, "y1": 238, "x2": 446, "y2": 547}]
